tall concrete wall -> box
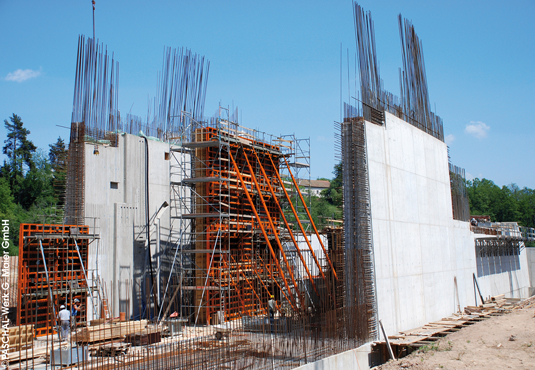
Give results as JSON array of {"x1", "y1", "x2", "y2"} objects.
[
  {"x1": 84, "y1": 133, "x2": 174, "y2": 318},
  {"x1": 366, "y1": 112, "x2": 531, "y2": 335}
]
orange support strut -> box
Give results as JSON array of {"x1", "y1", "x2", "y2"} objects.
[
  {"x1": 251, "y1": 148, "x2": 322, "y2": 301},
  {"x1": 267, "y1": 155, "x2": 327, "y2": 281},
  {"x1": 242, "y1": 148, "x2": 306, "y2": 312},
  {"x1": 228, "y1": 149, "x2": 298, "y2": 312},
  {"x1": 282, "y1": 156, "x2": 338, "y2": 280},
  {"x1": 254, "y1": 252, "x2": 291, "y2": 304}
]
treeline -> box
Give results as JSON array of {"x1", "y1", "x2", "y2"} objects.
[
  {"x1": 0, "y1": 114, "x2": 67, "y2": 255},
  {"x1": 466, "y1": 178, "x2": 535, "y2": 228},
  {"x1": 309, "y1": 163, "x2": 343, "y2": 228},
  {"x1": 310, "y1": 164, "x2": 535, "y2": 230},
  {"x1": 1, "y1": 114, "x2": 533, "y2": 254}
]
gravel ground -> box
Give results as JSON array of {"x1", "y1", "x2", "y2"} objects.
[{"x1": 375, "y1": 298, "x2": 535, "y2": 370}]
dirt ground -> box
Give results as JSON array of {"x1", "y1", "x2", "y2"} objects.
[{"x1": 376, "y1": 298, "x2": 535, "y2": 370}]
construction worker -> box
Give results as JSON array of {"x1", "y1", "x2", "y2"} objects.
[
  {"x1": 72, "y1": 298, "x2": 81, "y2": 316},
  {"x1": 58, "y1": 305, "x2": 71, "y2": 341},
  {"x1": 71, "y1": 298, "x2": 81, "y2": 329},
  {"x1": 268, "y1": 295, "x2": 277, "y2": 319},
  {"x1": 268, "y1": 295, "x2": 278, "y2": 333}
]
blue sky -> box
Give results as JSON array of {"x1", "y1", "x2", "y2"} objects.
[{"x1": 1, "y1": 1, "x2": 534, "y2": 188}]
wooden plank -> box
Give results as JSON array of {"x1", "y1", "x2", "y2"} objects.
[
  {"x1": 76, "y1": 320, "x2": 148, "y2": 343},
  {"x1": 428, "y1": 320, "x2": 466, "y2": 326},
  {"x1": 6, "y1": 346, "x2": 47, "y2": 363}
]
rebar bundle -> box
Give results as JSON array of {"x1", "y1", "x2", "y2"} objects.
[
  {"x1": 340, "y1": 110, "x2": 378, "y2": 341},
  {"x1": 353, "y1": 3, "x2": 381, "y2": 111},
  {"x1": 398, "y1": 16, "x2": 444, "y2": 141},
  {"x1": 353, "y1": 2, "x2": 444, "y2": 141},
  {"x1": 153, "y1": 47, "x2": 209, "y2": 141},
  {"x1": 71, "y1": 35, "x2": 119, "y2": 142},
  {"x1": 449, "y1": 164, "x2": 470, "y2": 222},
  {"x1": 66, "y1": 36, "x2": 119, "y2": 225}
]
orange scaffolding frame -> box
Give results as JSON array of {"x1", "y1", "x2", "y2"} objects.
[
  {"x1": 167, "y1": 119, "x2": 336, "y2": 325},
  {"x1": 17, "y1": 224, "x2": 97, "y2": 337}
]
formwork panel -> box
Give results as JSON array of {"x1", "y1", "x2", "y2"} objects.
[
  {"x1": 187, "y1": 127, "x2": 284, "y2": 324},
  {"x1": 17, "y1": 224, "x2": 91, "y2": 337}
]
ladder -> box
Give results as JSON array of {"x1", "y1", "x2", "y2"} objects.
[{"x1": 96, "y1": 276, "x2": 111, "y2": 319}]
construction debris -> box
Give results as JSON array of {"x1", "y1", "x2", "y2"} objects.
[{"x1": 90, "y1": 342, "x2": 130, "y2": 357}]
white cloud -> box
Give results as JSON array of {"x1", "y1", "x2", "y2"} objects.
[
  {"x1": 466, "y1": 172, "x2": 474, "y2": 181},
  {"x1": 5, "y1": 68, "x2": 42, "y2": 82},
  {"x1": 465, "y1": 121, "x2": 490, "y2": 139},
  {"x1": 445, "y1": 134, "x2": 455, "y2": 145},
  {"x1": 466, "y1": 172, "x2": 484, "y2": 181}
]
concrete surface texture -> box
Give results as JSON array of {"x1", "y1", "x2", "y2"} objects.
[
  {"x1": 84, "y1": 133, "x2": 173, "y2": 318},
  {"x1": 527, "y1": 248, "x2": 535, "y2": 296},
  {"x1": 294, "y1": 343, "x2": 372, "y2": 370},
  {"x1": 366, "y1": 112, "x2": 531, "y2": 335}
]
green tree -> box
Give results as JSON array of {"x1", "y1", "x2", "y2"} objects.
[
  {"x1": 511, "y1": 186, "x2": 535, "y2": 228},
  {"x1": 0, "y1": 177, "x2": 15, "y2": 217},
  {"x1": 2, "y1": 114, "x2": 37, "y2": 203},
  {"x1": 466, "y1": 178, "x2": 525, "y2": 224},
  {"x1": 19, "y1": 150, "x2": 55, "y2": 210},
  {"x1": 0, "y1": 177, "x2": 20, "y2": 255},
  {"x1": 321, "y1": 162, "x2": 343, "y2": 208},
  {"x1": 309, "y1": 195, "x2": 341, "y2": 229},
  {"x1": 306, "y1": 163, "x2": 344, "y2": 229},
  {"x1": 49, "y1": 137, "x2": 68, "y2": 206}
]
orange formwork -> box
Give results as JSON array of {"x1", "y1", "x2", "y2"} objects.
[
  {"x1": 172, "y1": 123, "x2": 336, "y2": 325},
  {"x1": 17, "y1": 224, "x2": 93, "y2": 336},
  {"x1": 192, "y1": 126, "x2": 287, "y2": 323}
]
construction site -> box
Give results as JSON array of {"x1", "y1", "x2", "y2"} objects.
[{"x1": 3, "y1": 2, "x2": 535, "y2": 370}]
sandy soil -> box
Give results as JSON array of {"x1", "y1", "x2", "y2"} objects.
[{"x1": 376, "y1": 300, "x2": 535, "y2": 370}]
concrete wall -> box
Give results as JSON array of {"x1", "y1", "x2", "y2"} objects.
[
  {"x1": 294, "y1": 344, "x2": 372, "y2": 370},
  {"x1": 526, "y1": 248, "x2": 535, "y2": 296},
  {"x1": 84, "y1": 133, "x2": 173, "y2": 318},
  {"x1": 367, "y1": 112, "x2": 531, "y2": 335}
]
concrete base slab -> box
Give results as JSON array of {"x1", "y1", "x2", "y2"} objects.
[{"x1": 294, "y1": 343, "x2": 373, "y2": 370}]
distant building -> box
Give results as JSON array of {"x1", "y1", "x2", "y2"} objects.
[{"x1": 296, "y1": 179, "x2": 330, "y2": 197}]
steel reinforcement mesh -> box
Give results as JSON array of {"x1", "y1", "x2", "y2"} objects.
[{"x1": 341, "y1": 117, "x2": 378, "y2": 341}]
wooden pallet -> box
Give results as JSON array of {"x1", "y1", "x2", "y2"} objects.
[
  {"x1": 7, "y1": 325, "x2": 33, "y2": 352},
  {"x1": 75, "y1": 320, "x2": 148, "y2": 343}
]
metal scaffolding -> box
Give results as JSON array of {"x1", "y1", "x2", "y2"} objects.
[
  {"x1": 161, "y1": 111, "x2": 336, "y2": 326},
  {"x1": 17, "y1": 224, "x2": 100, "y2": 337}
]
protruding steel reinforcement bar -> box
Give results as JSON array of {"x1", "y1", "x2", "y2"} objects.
[
  {"x1": 267, "y1": 155, "x2": 326, "y2": 281},
  {"x1": 242, "y1": 147, "x2": 306, "y2": 312},
  {"x1": 228, "y1": 149, "x2": 298, "y2": 311},
  {"x1": 282, "y1": 156, "x2": 338, "y2": 280},
  {"x1": 251, "y1": 148, "x2": 322, "y2": 302}
]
